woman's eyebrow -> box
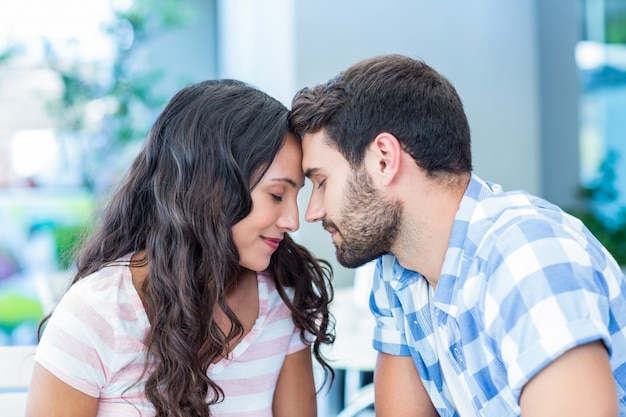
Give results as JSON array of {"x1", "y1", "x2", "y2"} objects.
[{"x1": 269, "y1": 177, "x2": 303, "y2": 188}]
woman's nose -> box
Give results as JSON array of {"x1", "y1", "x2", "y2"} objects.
[{"x1": 278, "y1": 203, "x2": 300, "y2": 232}]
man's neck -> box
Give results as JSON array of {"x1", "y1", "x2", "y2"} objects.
[{"x1": 391, "y1": 172, "x2": 470, "y2": 288}]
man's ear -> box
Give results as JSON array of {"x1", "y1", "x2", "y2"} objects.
[{"x1": 366, "y1": 132, "x2": 402, "y2": 186}]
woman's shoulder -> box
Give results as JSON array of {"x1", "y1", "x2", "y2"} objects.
[
  {"x1": 67, "y1": 262, "x2": 131, "y2": 299},
  {"x1": 49, "y1": 259, "x2": 148, "y2": 347},
  {"x1": 58, "y1": 258, "x2": 145, "y2": 324}
]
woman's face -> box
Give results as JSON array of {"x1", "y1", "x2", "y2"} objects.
[{"x1": 231, "y1": 133, "x2": 304, "y2": 271}]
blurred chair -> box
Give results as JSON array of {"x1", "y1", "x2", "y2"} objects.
[
  {"x1": 321, "y1": 262, "x2": 377, "y2": 417},
  {"x1": 0, "y1": 345, "x2": 36, "y2": 417},
  {"x1": 336, "y1": 382, "x2": 374, "y2": 417}
]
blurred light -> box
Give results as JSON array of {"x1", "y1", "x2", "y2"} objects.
[
  {"x1": 113, "y1": 18, "x2": 136, "y2": 51},
  {"x1": 11, "y1": 129, "x2": 59, "y2": 178},
  {"x1": 84, "y1": 97, "x2": 118, "y2": 129},
  {"x1": 577, "y1": 40, "x2": 626, "y2": 71},
  {"x1": 576, "y1": 41, "x2": 605, "y2": 70},
  {"x1": 111, "y1": 0, "x2": 134, "y2": 13},
  {"x1": 0, "y1": 0, "x2": 116, "y2": 63},
  {"x1": 1, "y1": 0, "x2": 113, "y2": 39}
]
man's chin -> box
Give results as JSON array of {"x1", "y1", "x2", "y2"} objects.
[{"x1": 336, "y1": 248, "x2": 383, "y2": 269}]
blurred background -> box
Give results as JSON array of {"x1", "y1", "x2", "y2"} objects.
[
  {"x1": 1, "y1": 0, "x2": 625, "y2": 415},
  {"x1": 0, "y1": 0, "x2": 625, "y2": 407}
]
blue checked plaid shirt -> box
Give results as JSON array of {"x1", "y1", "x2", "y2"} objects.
[{"x1": 371, "y1": 174, "x2": 626, "y2": 416}]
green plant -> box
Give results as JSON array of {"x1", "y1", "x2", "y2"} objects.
[
  {"x1": 606, "y1": 12, "x2": 626, "y2": 44},
  {"x1": 44, "y1": 0, "x2": 193, "y2": 190},
  {"x1": 52, "y1": 223, "x2": 93, "y2": 270},
  {"x1": 0, "y1": 44, "x2": 19, "y2": 64},
  {"x1": 567, "y1": 150, "x2": 626, "y2": 265}
]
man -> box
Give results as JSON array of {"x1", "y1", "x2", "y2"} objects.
[{"x1": 289, "y1": 54, "x2": 626, "y2": 416}]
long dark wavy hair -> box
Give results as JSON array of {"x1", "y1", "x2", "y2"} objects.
[{"x1": 40, "y1": 79, "x2": 335, "y2": 416}]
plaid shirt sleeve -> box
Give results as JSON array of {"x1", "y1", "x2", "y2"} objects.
[
  {"x1": 478, "y1": 212, "x2": 616, "y2": 396},
  {"x1": 371, "y1": 255, "x2": 413, "y2": 356}
]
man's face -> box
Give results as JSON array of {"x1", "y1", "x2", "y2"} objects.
[{"x1": 301, "y1": 130, "x2": 402, "y2": 268}]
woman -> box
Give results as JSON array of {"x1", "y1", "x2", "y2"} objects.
[{"x1": 26, "y1": 79, "x2": 334, "y2": 417}]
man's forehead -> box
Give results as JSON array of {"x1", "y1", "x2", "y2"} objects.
[
  {"x1": 302, "y1": 130, "x2": 337, "y2": 152},
  {"x1": 302, "y1": 131, "x2": 331, "y2": 171},
  {"x1": 301, "y1": 131, "x2": 350, "y2": 181}
]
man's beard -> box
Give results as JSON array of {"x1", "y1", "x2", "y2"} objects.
[{"x1": 328, "y1": 170, "x2": 402, "y2": 268}]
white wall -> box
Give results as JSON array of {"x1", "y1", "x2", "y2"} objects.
[
  {"x1": 146, "y1": 0, "x2": 219, "y2": 98},
  {"x1": 217, "y1": 0, "x2": 297, "y2": 106},
  {"x1": 294, "y1": 0, "x2": 542, "y2": 193}
]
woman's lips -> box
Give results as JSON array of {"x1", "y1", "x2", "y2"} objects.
[{"x1": 262, "y1": 237, "x2": 281, "y2": 250}]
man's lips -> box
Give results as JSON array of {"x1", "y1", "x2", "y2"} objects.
[
  {"x1": 322, "y1": 220, "x2": 338, "y2": 236},
  {"x1": 324, "y1": 226, "x2": 339, "y2": 239}
]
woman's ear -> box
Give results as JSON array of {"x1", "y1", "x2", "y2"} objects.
[{"x1": 365, "y1": 132, "x2": 402, "y2": 186}]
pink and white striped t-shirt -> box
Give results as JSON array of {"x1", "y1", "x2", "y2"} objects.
[{"x1": 34, "y1": 260, "x2": 309, "y2": 417}]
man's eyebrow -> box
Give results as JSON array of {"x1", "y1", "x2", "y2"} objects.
[{"x1": 303, "y1": 167, "x2": 320, "y2": 178}]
